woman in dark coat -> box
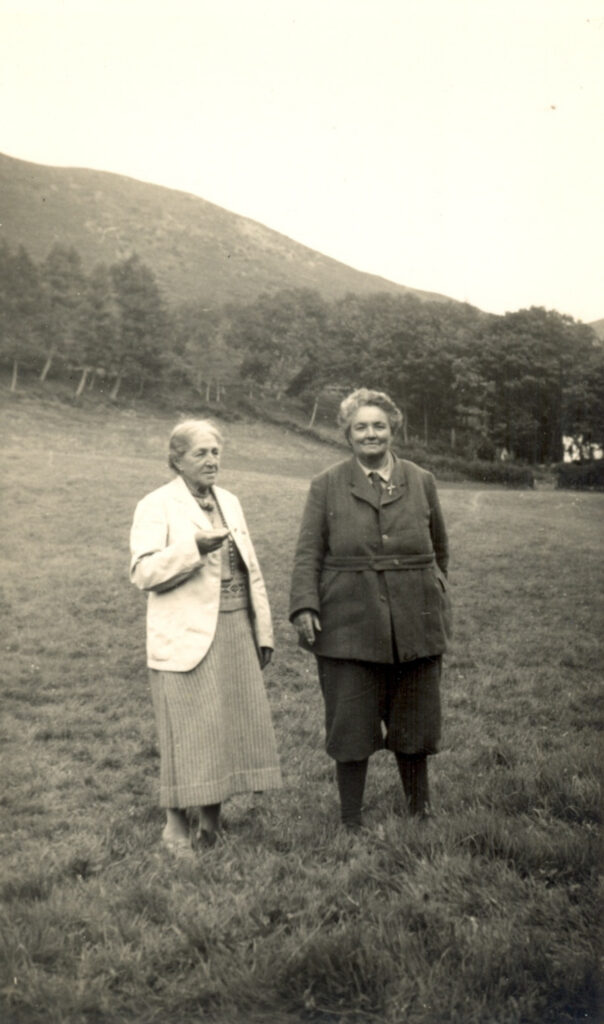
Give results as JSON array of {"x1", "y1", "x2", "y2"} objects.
[{"x1": 289, "y1": 388, "x2": 451, "y2": 829}]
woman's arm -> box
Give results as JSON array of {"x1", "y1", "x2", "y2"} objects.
[
  {"x1": 129, "y1": 493, "x2": 205, "y2": 593},
  {"x1": 425, "y1": 473, "x2": 449, "y2": 575},
  {"x1": 289, "y1": 473, "x2": 329, "y2": 621}
]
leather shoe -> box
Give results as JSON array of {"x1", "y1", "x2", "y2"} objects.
[{"x1": 161, "y1": 832, "x2": 195, "y2": 861}]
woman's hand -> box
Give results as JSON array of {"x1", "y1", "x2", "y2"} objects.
[
  {"x1": 259, "y1": 647, "x2": 273, "y2": 670},
  {"x1": 292, "y1": 610, "x2": 322, "y2": 646},
  {"x1": 194, "y1": 527, "x2": 229, "y2": 554}
]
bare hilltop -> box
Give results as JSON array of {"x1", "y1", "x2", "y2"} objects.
[{"x1": 0, "y1": 152, "x2": 450, "y2": 309}]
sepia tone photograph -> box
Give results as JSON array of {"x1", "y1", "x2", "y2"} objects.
[{"x1": 0, "y1": 1, "x2": 602, "y2": 1022}]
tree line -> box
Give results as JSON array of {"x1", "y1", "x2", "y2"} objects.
[{"x1": 1, "y1": 240, "x2": 602, "y2": 463}]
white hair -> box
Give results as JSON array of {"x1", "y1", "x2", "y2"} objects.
[
  {"x1": 168, "y1": 418, "x2": 224, "y2": 472},
  {"x1": 337, "y1": 388, "x2": 403, "y2": 440}
]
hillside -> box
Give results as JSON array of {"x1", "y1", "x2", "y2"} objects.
[
  {"x1": 0, "y1": 152, "x2": 452, "y2": 309},
  {"x1": 589, "y1": 318, "x2": 604, "y2": 341}
]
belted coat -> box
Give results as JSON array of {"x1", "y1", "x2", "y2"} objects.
[{"x1": 289, "y1": 455, "x2": 451, "y2": 663}]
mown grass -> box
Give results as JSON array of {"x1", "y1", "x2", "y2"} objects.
[{"x1": 0, "y1": 389, "x2": 602, "y2": 1024}]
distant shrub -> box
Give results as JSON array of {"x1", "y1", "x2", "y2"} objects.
[
  {"x1": 394, "y1": 445, "x2": 535, "y2": 487},
  {"x1": 554, "y1": 461, "x2": 604, "y2": 491},
  {"x1": 475, "y1": 435, "x2": 497, "y2": 462},
  {"x1": 462, "y1": 461, "x2": 535, "y2": 487}
]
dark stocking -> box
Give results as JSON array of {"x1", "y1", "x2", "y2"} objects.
[
  {"x1": 335, "y1": 759, "x2": 368, "y2": 828},
  {"x1": 395, "y1": 753, "x2": 430, "y2": 816},
  {"x1": 199, "y1": 802, "x2": 221, "y2": 843}
]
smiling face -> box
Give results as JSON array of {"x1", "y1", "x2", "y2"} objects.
[
  {"x1": 175, "y1": 427, "x2": 222, "y2": 493},
  {"x1": 348, "y1": 404, "x2": 393, "y2": 468}
]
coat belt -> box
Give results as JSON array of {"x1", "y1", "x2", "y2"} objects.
[{"x1": 323, "y1": 553, "x2": 435, "y2": 571}]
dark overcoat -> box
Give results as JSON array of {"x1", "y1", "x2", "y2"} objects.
[{"x1": 289, "y1": 455, "x2": 451, "y2": 663}]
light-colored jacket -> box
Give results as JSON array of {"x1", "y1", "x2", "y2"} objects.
[{"x1": 130, "y1": 475, "x2": 273, "y2": 671}]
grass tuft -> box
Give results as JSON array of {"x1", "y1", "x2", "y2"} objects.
[{"x1": 0, "y1": 394, "x2": 601, "y2": 1023}]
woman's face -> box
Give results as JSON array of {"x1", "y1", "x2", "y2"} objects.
[
  {"x1": 349, "y1": 404, "x2": 393, "y2": 466},
  {"x1": 176, "y1": 427, "x2": 222, "y2": 493}
]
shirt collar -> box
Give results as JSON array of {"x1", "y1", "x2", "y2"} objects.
[{"x1": 357, "y1": 450, "x2": 394, "y2": 481}]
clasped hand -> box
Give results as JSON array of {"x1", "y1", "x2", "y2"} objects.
[
  {"x1": 292, "y1": 609, "x2": 322, "y2": 646},
  {"x1": 195, "y1": 527, "x2": 229, "y2": 554}
]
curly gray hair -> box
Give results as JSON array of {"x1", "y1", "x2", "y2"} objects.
[
  {"x1": 337, "y1": 388, "x2": 403, "y2": 441},
  {"x1": 168, "y1": 418, "x2": 224, "y2": 473}
]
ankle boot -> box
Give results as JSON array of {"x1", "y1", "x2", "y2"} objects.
[
  {"x1": 198, "y1": 802, "x2": 221, "y2": 845},
  {"x1": 395, "y1": 753, "x2": 430, "y2": 817},
  {"x1": 336, "y1": 759, "x2": 368, "y2": 829}
]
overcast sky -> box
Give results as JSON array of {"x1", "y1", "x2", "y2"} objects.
[{"x1": 1, "y1": 0, "x2": 603, "y2": 321}]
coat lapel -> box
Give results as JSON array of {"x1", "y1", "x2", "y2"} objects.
[
  {"x1": 380, "y1": 456, "x2": 408, "y2": 507},
  {"x1": 213, "y1": 487, "x2": 253, "y2": 570},
  {"x1": 349, "y1": 458, "x2": 381, "y2": 510},
  {"x1": 170, "y1": 475, "x2": 214, "y2": 528},
  {"x1": 348, "y1": 455, "x2": 408, "y2": 509},
  {"x1": 212, "y1": 487, "x2": 238, "y2": 532}
]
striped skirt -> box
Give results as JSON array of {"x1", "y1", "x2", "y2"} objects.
[{"x1": 149, "y1": 609, "x2": 282, "y2": 807}]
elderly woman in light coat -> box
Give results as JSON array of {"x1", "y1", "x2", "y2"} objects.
[
  {"x1": 290, "y1": 389, "x2": 451, "y2": 830},
  {"x1": 130, "y1": 419, "x2": 281, "y2": 858}
]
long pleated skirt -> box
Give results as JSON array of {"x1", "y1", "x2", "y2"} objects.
[{"x1": 149, "y1": 609, "x2": 282, "y2": 807}]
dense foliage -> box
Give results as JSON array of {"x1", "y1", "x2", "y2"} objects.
[
  {"x1": 554, "y1": 460, "x2": 604, "y2": 491},
  {"x1": 1, "y1": 240, "x2": 602, "y2": 463}
]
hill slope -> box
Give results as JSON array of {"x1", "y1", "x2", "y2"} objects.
[{"x1": 0, "y1": 152, "x2": 452, "y2": 308}]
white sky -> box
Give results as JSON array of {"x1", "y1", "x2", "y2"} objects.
[{"x1": 1, "y1": 0, "x2": 603, "y2": 321}]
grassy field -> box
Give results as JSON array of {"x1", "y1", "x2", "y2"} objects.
[{"x1": 0, "y1": 389, "x2": 601, "y2": 1024}]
